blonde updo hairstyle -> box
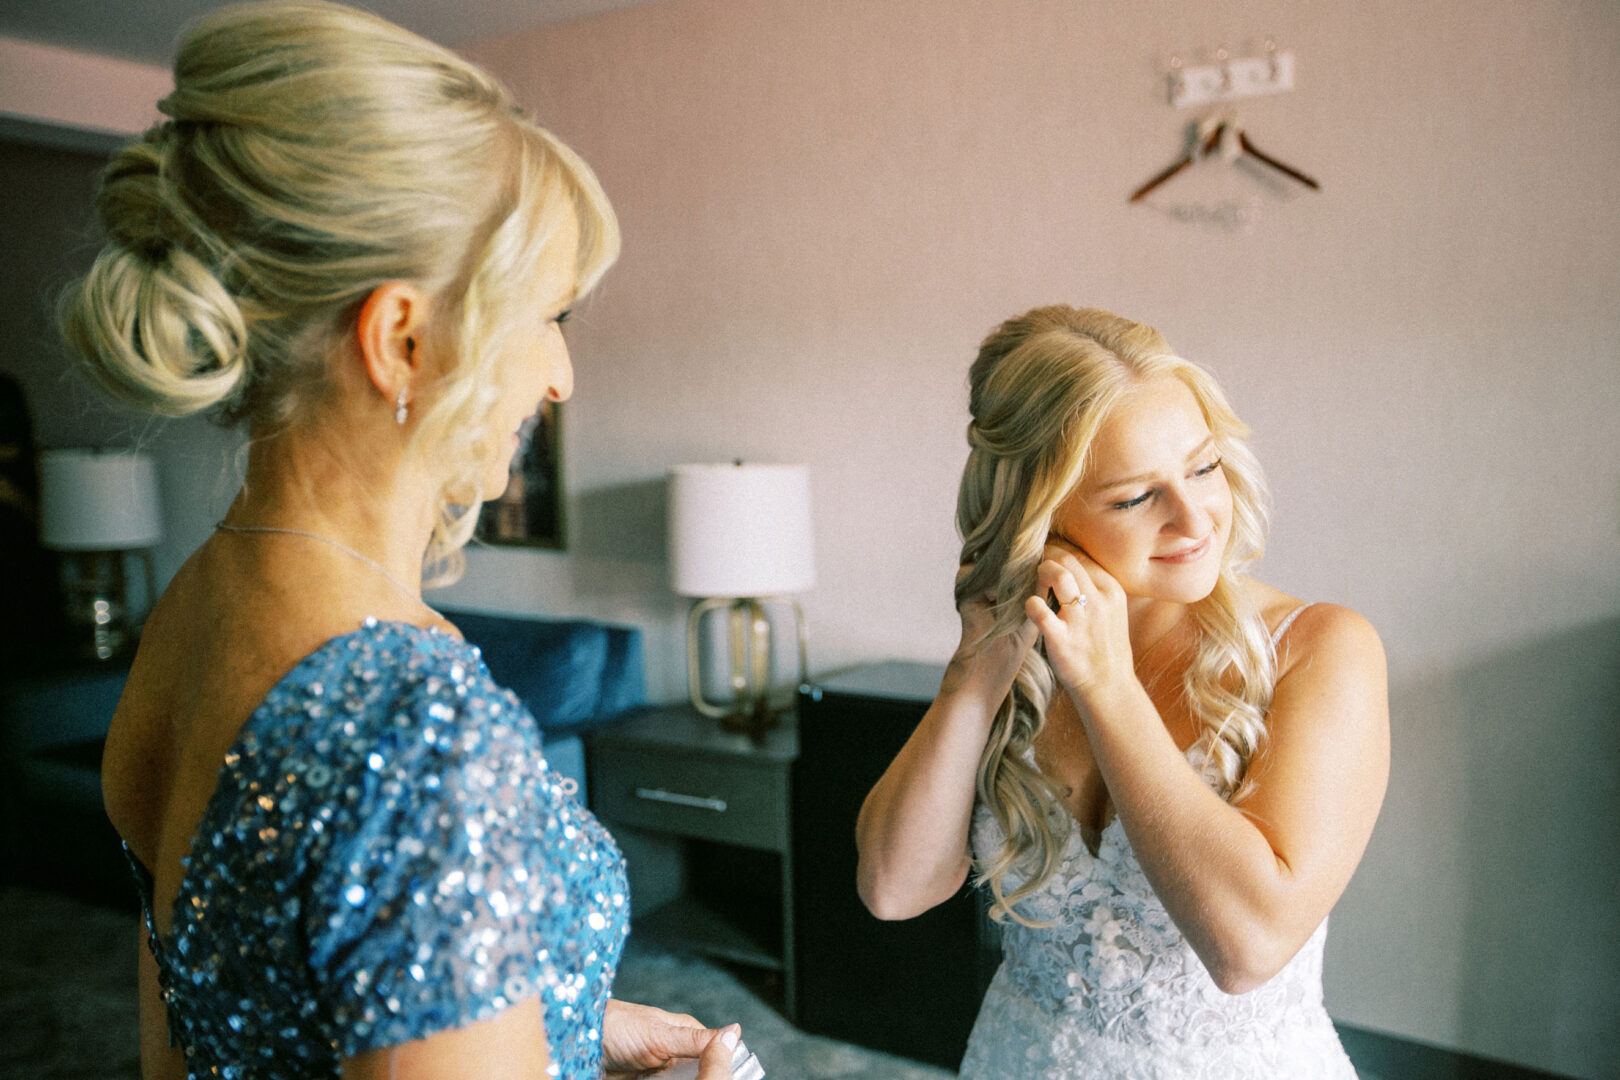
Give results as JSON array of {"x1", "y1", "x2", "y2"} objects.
[
  {"x1": 958, "y1": 305, "x2": 1273, "y2": 924},
  {"x1": 60, "y1": 0, "x2": 619, "y2": 582}
]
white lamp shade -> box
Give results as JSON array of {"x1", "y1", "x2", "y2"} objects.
[
  {"x1": 39, "y1": 449, "x2": 164, "y2": 550},
  {"x1": 668, "y1": 462, "x2": 814, "y2": 597}
]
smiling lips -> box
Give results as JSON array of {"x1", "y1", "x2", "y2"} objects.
[{"x1": 1154, "y1": 534, "x2": 1211, "y2": 564}]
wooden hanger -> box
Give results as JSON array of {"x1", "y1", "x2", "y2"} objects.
[
  {"x1": 1130, "y1": 116, "x2": 1319, "y2": 202},
  {"x1": 1233, "y1": 129, "x2": 1319, "y2": 190}
]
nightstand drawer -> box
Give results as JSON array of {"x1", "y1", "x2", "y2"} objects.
[{"x1": 592, "y1": 744, "x2": 789, "y2": 852}]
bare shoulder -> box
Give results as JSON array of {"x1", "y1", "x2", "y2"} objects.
[
  {"x1": 1240, "y1": 579, "x2": 1384, "y2": 676},
  {"x1": 1243, "y1": 591, "x2": 1389, "y2": 807},
  {"x1": 1275, "y1": 602, "x2": 1385, "y2": 680},
  {"x1": 1264, "y1": 599, "x2": 1388, "y2": 757}
]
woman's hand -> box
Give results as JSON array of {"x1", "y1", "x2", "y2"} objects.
[
  {"x1": 602, "y1": 999, "x2": 737, "y2": 1078},
  {"x1": 691, "y1": 1024, "x2": 743, "y2": 1079},
  {"x1": 1022, "y1": 537, "x2": 1134, "y2": 696},
  {"x1": 942, "y1": 564, "x2": 1040, "y2": 704}
]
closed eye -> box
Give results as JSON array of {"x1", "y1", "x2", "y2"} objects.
[
  {"x1": 1111, "y1": 458, "x2": 1221, "y2": 510},
  {"x1": 1111, "y1": 491, "x2": 1153, "y2": 511},
  {"x1": 553, "y1": 308, "x2": 572, "y2": 326}
]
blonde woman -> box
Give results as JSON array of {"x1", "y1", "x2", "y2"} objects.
[
  {"x1": 856, "y1": 306, "x2": 1388, "y2": 1077},
  {"x1": 65, "y1": 3, "x2": 739, "y2": 1077}
]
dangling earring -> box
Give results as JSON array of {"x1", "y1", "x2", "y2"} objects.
[{"x1": 395, "y1": 389, "x2": 409, "y2": 425}]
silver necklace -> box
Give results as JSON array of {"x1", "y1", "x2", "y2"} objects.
[{"x1": 215, "y1": 520, "x2": 422, "y2": 605}]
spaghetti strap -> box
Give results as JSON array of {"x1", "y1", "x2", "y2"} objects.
[{"x1": 1270, "y1": 603, "x2": 1314, "y2": 646}]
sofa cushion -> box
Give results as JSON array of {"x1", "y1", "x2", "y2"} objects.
[
  {"x1": 0, "y1": 668, "x2": 129, "y2": 758},
  {"x1": 440, "y1": 610, "x2": 644, "y2": 734}
]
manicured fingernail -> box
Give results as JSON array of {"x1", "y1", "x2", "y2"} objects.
[{"x1": 721, "y1": 1024, "x2": 740, "y2": 1049}]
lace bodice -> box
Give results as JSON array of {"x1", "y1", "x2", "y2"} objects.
[
  {"x1": 958, "y1": 606, "x2": 1357, "y2": 1078},
  {"x1": 125, "y1": 619, "x2": 629, "y2": 1079},
  {"x1": 959, "y1": 803, "x2": 1354, "y2": 1078}
]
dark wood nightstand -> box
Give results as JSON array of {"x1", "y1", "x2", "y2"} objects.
[
  {"x1": 587, "y1": 702, "x2": 801, "y2": 1019},
  {"x1": 0, "y1": 657, "x2": 132, "y2": 903},
  {"x1": 793, "y1": 661, "x2": 999, "y2": 1070}
]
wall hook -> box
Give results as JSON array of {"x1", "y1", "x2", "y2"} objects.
[{"x1": 1168, "y1": 43, "x2": 1296, "y2": 108}]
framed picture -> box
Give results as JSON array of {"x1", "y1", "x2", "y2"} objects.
[{"x1": 476, "y1": 401, "x2": 564, "y2": 549}]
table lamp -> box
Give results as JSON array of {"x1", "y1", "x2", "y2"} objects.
[
  {"x1": 38, "y1": 449, "x2": 163, "y2": 661},
  {"x1": 668, "y1": 462, "x2": 813, "y2": 734}
]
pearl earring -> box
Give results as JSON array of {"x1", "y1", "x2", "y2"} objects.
[{"x1": 395, "y1": 390, "x2": 409, "y2": 425}]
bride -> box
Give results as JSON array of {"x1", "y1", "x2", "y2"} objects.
[{"x1": 855, "y1": 305, "x2": 1388, "y2": 1078}]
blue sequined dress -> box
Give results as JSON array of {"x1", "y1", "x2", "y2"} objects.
[{"x1": 124, "y1": 618, "x2": 629, "y2": 1079}]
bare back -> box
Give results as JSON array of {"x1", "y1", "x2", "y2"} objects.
[{"x1": 101, "y1": 533, "x2": 449, "y2": 939}]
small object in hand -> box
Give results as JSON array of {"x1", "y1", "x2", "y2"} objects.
[
  {"x1": 731, "y1": 1039, "x2": 765, "y2": 1080},
  {"x1": 661, "y1": 1037, "x2": 765, "y2": 1080}
]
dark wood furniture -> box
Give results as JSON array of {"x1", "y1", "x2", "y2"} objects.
[
  {"x1": 792, "y1": 661, "x2": 1000, "y2": 1071},
  {"x1": 588, "y1": 667, "x2": 1000, "y2": 1068},
  {"x1": 0, "y1": 658, "x2": 131, "y2": 903},
  {"x1": 588, "y1": 702, "x2": 801, "y2": 1018}
]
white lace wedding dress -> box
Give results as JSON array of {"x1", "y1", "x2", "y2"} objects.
[{"x1": 959, "y1": 618, "x2": 1358, "y2": 1079}]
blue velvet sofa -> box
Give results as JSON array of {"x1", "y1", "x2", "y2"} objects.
[
  {"x1": 0, "y1": 611, "x2": 643, "y2": 895},
  {"x1": 438, "y1": 609, "x2": 645, "y2": 798}
]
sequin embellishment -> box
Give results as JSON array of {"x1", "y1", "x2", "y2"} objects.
[{"x1": 124, "y1": 620, "x2": 629, "y2": 1079}]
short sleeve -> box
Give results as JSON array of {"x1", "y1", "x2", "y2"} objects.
[{"x1": 305, "y1": 647, "x2": 561, "y2": 1056}]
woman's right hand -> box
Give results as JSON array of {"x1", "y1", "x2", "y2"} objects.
[
  {"x1": 693, "y1": 1025, "x2": 742, "y2": 1079},
  {"x1": 648, "y1": 1024, "x2": 742, "y2": 1079},
  {"x1": 941, "y1": 565, "x2": 1039, "y2": 704},
  {"x1": 602, "y1": 1000, "x2": 739, "y2": 1078}
]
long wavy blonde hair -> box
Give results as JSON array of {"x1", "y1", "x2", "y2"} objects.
[
  {"x1": 957, "y1": 306, "x2": 1274, "y2": 924},
  {"x1": 59, "y1": 0, "x2": 619, "y2": 584}
]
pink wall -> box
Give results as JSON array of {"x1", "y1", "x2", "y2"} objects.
[
  {"x1": 444, "y1": 1, "x2": 1620, "y2": 1075},
  {"x1": 0, "y1": 36, "x2": 168, "y2": 134},
  {"x1": 0, "y1": 1, "x2": 1612, "y2": 1073}
]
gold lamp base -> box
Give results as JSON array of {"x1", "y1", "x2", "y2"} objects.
[
  {"x1": 57, "y1": 549, "x2": 155, "y2": 661},
  {"x1": 686, "y1": 595, "x2": 807, "y2": 735}
]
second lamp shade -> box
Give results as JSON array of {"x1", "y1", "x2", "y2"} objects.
[
  {"x1": 668, "y1": 462, "x2": 814, "y2": 598},
  {"x1": 39, "y1": 449, "x2": 163, "y2": 551}
]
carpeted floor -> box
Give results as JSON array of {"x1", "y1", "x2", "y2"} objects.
[
  {"x1": 6, "y1": 884, "x2": 1450, "y2": 1080},
  {"x1": 0, "y1": 884, "x2": 950, "y2": 1080},
  {"x1": 0, "y1": 886, "x2": 143, "y2": 1079},
  {"x1": 612, "y1": 944, "x2": 951, "y2": 1080}
]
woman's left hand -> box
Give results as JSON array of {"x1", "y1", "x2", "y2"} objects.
[
  {"x1": 602, "y1": 999, "x2": 732, "y2": 1078},
  {"x1": 1023, "y1": 536, "x2": 1134, "y2": 696}
]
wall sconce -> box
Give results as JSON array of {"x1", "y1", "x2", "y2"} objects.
[
  {"x1": 668, "y1": 462, "x2": 814, "y2": 734},
  {"x1": 38, "y1": 449, "x2": 162, "y2": 661}
]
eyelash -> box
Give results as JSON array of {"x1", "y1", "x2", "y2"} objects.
[{"x1": 1110, "y1": 458, "x2": 1222, "y2": 511}]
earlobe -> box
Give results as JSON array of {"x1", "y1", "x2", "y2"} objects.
[{"x1": 355, "y1": 281, "x2": 428, "y2": 401}]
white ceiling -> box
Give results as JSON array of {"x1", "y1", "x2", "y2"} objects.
[{"x1": 0, "y1": 0, "x2": 657, "y2": 66}]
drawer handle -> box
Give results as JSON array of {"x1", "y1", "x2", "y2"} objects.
[{"x1": 634, "y1": 787, "x2": 728, "y2": 813}]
